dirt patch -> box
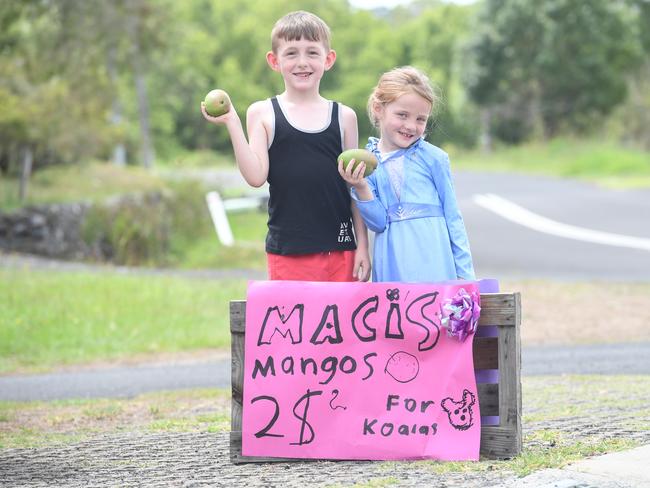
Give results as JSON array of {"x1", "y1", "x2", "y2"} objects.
[
  {"x1": 0, "y1": 389, "x2": 231, "y2": 446},
  {"x1": 502, "y1": 280, "x2": 650, "y2": 346}
]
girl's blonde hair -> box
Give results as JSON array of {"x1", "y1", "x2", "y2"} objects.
[{"x1": 367, "y1": 66, "x2": 439, "y2": 128}]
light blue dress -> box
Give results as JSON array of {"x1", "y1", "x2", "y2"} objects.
[{"x1": 352, "y1": 137, "x2": 475, "y2": 283}]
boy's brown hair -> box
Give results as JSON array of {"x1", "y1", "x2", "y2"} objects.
[{"x1": 271, "y1": 11, "x2": 331, "y2": 53}]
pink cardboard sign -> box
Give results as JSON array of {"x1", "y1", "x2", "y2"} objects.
[{"x1": 242, "y1": 280, "x2": 481, "y2": 461}]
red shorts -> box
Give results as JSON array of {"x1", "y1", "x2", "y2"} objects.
[{"x1": 267, "y1": 250, "x2": 356, "y2": 282}]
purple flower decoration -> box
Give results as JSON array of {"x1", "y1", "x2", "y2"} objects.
[{"x1": 440, "y1": 288, "x2": 481, "y2": 342}]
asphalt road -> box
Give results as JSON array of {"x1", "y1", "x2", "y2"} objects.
[
  {"x1": 453, "y1": 171, "x2": 650, "y2": 282},
  {"x1": 3, "y1": 342, "x2": 650, "y2": 402}
]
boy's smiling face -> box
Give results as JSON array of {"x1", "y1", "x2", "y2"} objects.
[{"x1": 266, "y1": 38, "x2": 336, "y2": 92}]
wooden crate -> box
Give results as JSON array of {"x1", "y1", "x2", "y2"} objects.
[{"x1": 230, "y1": 292, "x2": 521, "y2": 462}]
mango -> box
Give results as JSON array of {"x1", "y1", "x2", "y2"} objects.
[
  {"x1": 338, "y1": 149, "x2": 378, "y2": 177},
  {"x1": 204, "y1": 89, "x2": 231, "y2": 117}
]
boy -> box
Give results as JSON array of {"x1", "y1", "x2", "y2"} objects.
[{"x1": 201, "y1": 10, "x2": 370, "y2": 282}]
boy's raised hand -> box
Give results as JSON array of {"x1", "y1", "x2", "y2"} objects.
[{"x1": 200, "y1": 101, "x2": 237, "y2": 125}]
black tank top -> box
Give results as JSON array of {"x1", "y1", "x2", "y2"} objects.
[{"x1": 266, "y1": 97, "x2": 356, "y2": 255}]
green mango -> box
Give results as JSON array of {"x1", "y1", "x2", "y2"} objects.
[
  {"x1": 204, "y1": 89, "x2": 231, "y2": 117},
  {"x1": 338, "y1": 148, "x2": 378, "y2": 177}
]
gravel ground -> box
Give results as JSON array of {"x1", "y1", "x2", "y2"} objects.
[
  {"x1": 1, "y1": 376, "x2": 649, "y2": 487},
  {"x1": 1, "y1": 411, "x2": 648, "y2": 487}
]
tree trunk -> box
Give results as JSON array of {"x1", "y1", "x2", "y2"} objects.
[
  {"x1": 107, "y1": 44, "x2": 127, "y2": 167},
  {"x1": 128, "y1": 10, "x2": 155, "y2": 169},
  {"x1": 19, "y1": 146, "x2": 33, "y2": 203},
  {"x1": 0, "y1": 146, "x2": 7, "y2": 175},
  {"x1": 132, "y1": 51, "x2": 154, "y2": 168},
  {"x1": 529, "y1": 81, "x2": 545, "y2": 140},
  {"x1": 479, "y1": 108, "x2": 492, "y2": 153}
]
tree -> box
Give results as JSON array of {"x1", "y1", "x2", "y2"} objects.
[
  {"x1": 462, "y1": 0, "x2": 641, "y2": 144},
  {"x1": 393, "y1": 2, "x2": 477, "y2": 147},
  {"x1": 0, "y1": 1, "x2": 109, "y2": 184},
  {"x1": 614, "y1": 0, "x2": 650, "y2": 149},
  {"x1": 53, "y1": 0, "x2": 168, "y2": 168}
]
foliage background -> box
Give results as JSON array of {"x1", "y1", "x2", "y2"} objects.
[
  {"x1": 1, "y1": 0, "x2": 649, "y2": 267},
  {"x1": 1, "y1": 0, "x2": 649, "y2": 174}
]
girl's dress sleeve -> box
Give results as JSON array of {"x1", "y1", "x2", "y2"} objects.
[
  {"x1": 430, "y1": 152, "x2": 476, "y2": 280},
  {"x1": 350, "y1": 173, "x2": 388, "y2": 233}
]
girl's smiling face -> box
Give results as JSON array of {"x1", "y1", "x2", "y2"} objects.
[{"x1": 373, "y1": 92, "x2": 431, "y2": 152}]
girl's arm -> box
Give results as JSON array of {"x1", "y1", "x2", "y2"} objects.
[
  {"x1": 431, "y1": 152, "x2": 476, "y2": 280},
  {"x1": 342, "y1": 171, "x2": 388, "y2": 234}
]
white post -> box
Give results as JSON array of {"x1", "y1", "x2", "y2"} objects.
[{"x1": 206, "y1": 191, "x2": 235, "y2": 247}]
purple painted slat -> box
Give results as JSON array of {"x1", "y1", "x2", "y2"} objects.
[
  {"x1": 481, "y1": 416, "x2": 500, "y2": 426},
  {"x1": 476, "y1": 325, "x2": 498, "y2": 337},
  {"x1": 475, "y1": 369, "x2": 499, "y2": 384},
  {"x1": 477, "y1": 279, "x2": 499, "y2": 337},
  {"x1": 478, "y1": 278, "x2": 499, "y2": 293},
  {"x1": 477, "y1": 278, "x2": 501, "y2": 424}
]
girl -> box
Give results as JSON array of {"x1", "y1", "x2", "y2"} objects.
[{"x1": 338, "y1": 66, "x2": 475, "y2": 283}]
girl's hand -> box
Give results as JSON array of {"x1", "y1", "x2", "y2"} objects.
[
  {"x1": 200, "y1": 101, "x2": 237, "y2": 125},
  {"x1": 338, "y1": 158, "x2": 369, "y2": 189}
]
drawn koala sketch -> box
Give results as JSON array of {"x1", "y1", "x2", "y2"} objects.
[{"x1": 441, "y1": 389, "x2": 476, "y2": 431}]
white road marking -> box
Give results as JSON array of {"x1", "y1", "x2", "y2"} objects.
[{"x1": 472, "y1": 193, "x2": 650, "y2": 252}]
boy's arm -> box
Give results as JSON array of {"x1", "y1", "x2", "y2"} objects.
[
  {"x1": 351, "y1": 199, "x2": 371, "y2": 281},
  {"x1": 201, "y1": 100, "x2": 269, "y2": 188},
  {"x1": 341, "y1": 105, "x2": 371, "y2": 282}
]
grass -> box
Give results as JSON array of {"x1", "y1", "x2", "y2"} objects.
[
  {"x1": 3, "y1": 273, "x2": 650, "y2": 375},
  {"x1": 163, "y1": 149, "x2": 236, "y2": 169},
  {"x1": 378, "y1": 435, "x2": 639, "y2": 479},
  {"x1": 171, "y1": 210, "x2": 267, "y2": 270},
  {"x1": 0, "y1": 375, "x2": 647, "y2": 479},
  {"x1": 0, "y1": 268, "x2": 247, "y2": 373},
  {"x1": 0, "y1": 150, "x2": 238, "y2": 210},
  {"x1": 451, "y1": 137, "x2": 650, "y2": 189},
  {"x1": 523, "y1": 376, "x2": 650, "y2": 422},
  {"x1": 0, "y1": 388, "x2": 231, "y2": 449},
  {"x1": 413, "y1": 374, "x2": 650, "y2": 477},
  {"x1": 504, "y1": 435, "x2": 637, "y2": 476},
  {"x1": 0, "y1": 162, "x2": 167, "y2": 210}
]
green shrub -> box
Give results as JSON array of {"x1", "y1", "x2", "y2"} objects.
[
  {"x1": 81, "y1": 180, "x2": 211, "y2": 266},
  {"x1": 82, "y1": 192, "x2": 171, "y2": 266}
]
